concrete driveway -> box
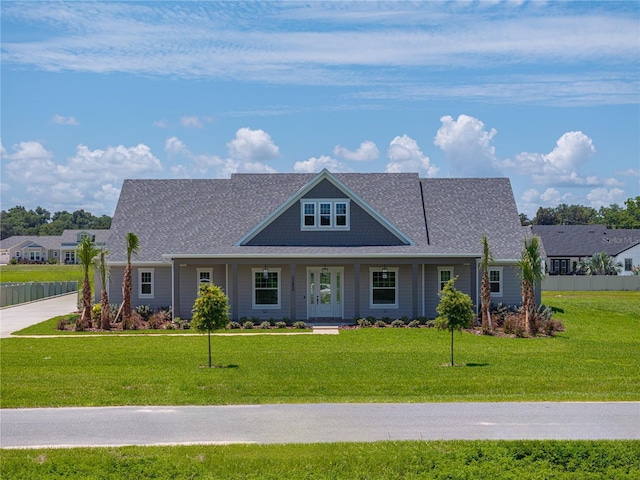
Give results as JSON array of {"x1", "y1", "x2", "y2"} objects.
[
  {"x1": 2, "y1": 402, "x2": 639, "y2": 448},
  {"x1": 0, "y1": 293, "x2": 78, "y2": 337}
]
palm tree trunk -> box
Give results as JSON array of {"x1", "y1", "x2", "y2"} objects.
[
  {"x1": 481, "y1": 272, "x2": 492, "y2": 331},
  {"x1": 122, "y1": 264, "x2": 132, "y2": 329},
  {"x1": 81, "y1": 272, "x2": 92, "y2": 329},
  {"x1": 100, "y1": 288, "x2": 110, "y2": 330}
]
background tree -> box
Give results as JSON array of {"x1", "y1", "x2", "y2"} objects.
[
  {"x1": 479, "y1": 235, "x2": 494, "y2": 333},
  {"x1": 435, "y1": 277, "x2": 474, "y2": 367},
  {"x1": 518, "y1": 236, "x2": 544, "y2": 336},
  {"x1": 121, "y1": 232, "x2": 140, "y2": 329},
  {"x1": 76, "y1": 236, "x2": 100, "y2": 331},
  {"x1": 578, "y1": 252, "x2": 623, "y2": 275},
  {"x1": 192, "y1": 283, "x2": 230, "y2": 368},
  {"x1": 95, "y1": 249, "x2": 111, "y2": 330}
]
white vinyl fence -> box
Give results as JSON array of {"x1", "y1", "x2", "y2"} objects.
[
  {"x1": 0, "y1": 281, "x2": 78, "y2": 307},
  {"x1": 542, "y1": 275, "x2": 640, "y2": 291}
]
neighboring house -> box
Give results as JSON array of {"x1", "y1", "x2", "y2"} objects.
[
  {"x1": 0, "y1": 230, "x2": 109, "y2": 265},
  {"x1": 102, "y1": 170, "x2": 536, "y2": 323},
  {"x1": 532, "y1": 225, "x2": 640, "y2": 276}
]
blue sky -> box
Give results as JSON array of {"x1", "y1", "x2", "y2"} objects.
[{"x1": 1, "y1": 1, "x2": 639, "y2": 218}]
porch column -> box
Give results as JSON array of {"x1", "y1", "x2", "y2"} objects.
[
  {"x1": 354, "y1": 263, "x2": 360, "y2": 320},
  {"x1": 231, "y1": 263, "x2": 239, "y2": 321},
  {"x1": 172, "y1": 260, "x2": 180, "y2": 321},
  {"x1": 290, "y1": 263, "x2": 296, "y2": 321},
  {"x1": 412, "y1": 262, "x2": 419, "y2": 319}
]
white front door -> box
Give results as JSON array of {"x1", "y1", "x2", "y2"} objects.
[{"x1": 307, "y1": 267, "x2": 343, "y2": 320}]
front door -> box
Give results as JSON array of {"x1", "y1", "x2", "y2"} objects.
[{"x1": 307, "y1": 267, "x2": 343, "y2": 320}]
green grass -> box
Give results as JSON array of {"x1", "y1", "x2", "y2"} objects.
[
  {"x1": 2, "y1": 291, "x2": 638, "y2": 408},
  {"x1": 0, "y1": 264, "x2": 89, "y2": 284},
  {"x1": 1, "y1": 440, "x2": 638, "y2": 479}
]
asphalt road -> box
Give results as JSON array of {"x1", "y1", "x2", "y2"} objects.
[{"x1": 2, "y1": 402, "x2": 639, "y2": 448}]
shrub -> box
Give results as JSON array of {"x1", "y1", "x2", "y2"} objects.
[
  {"x1": 381, "y1": 316, "x2": 391, "y2": 324},
  {"x1": 259, "y1": 321, "x2": 272, "y2": 330},
  {"x1": 228, "y1": 321, "x2": 241, "y2": 330},
  {"x1": 357, "y1": 318, "x2": 372, "y2": 327},
  {"x1": 275, "y1": 321, "x2": 287, "y2": 329},
  {"x1": 123, "y1": 311, "x2": 143, "y2": 330},
  {"x1": 416, "y1": 316, "x2": 429, "y2": 325},
  {"x1": 391, "y1": 319, "x2": 404, "y2": 328},
  {"x1": 541, "y1": 318, "x2": 565, "y2": 336},
  {"x1": 401, "y1": 316, "x2": 410, "y2": 324},
  {"x1": 408, "y1": 320, "x2": 421, "y2": 328},
  {"x1": 148, "y1": 310, "x2": 170, "y2": 329},
  {"x1": 503, "y1": 313, "x2": 519, "y2": 335},
  {"x1": 281, "y1": 317, "x2": 291, "y2": 326},
  {"x1": 134, "y1": 305, "x2": 152, "y2": 321},
  {"x1": 56, "y1": 318, "x2": 68, "y2": 330},
  {"x1": 91, "y1": 304, "x2": 101, "y2": 321},
  {"x1": 293, "y1": 321, "x2": 307, "y2": 329},
  {"x1": 375, "y1": 320, "x2": 387, "y2": 328},
  {"x1": 243, "y1": 321, "x2": 255, "y2": 330}
]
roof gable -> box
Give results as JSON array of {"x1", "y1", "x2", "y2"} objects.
[{"x1": 236, "y1": 169, "x2": 414, "y2": 246}]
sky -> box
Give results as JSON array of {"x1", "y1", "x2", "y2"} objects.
[{"x1": 1, "y1": 1, "x2": 639, "y2": 219}]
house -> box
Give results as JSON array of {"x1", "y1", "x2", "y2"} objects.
[
  {"x1": 0, "y1": 230, "x2": 109, "y2": 265},
  {"x1": 101, "y1": 170, "x2": 535, "y2": 323},
  {"x1": 532, "y1": 225, "x2": 640, "y2": 276}
]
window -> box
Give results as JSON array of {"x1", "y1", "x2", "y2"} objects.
[
  {"x1": 197, "y1": 268, "x2": 213, "y2": 290},
  {"x1": 438, "y1": 267, "x2": 453, "y2": 292},
  {"x1": 65, "y1": 251, "x2": 75, "y2": 264},
  {"x1": 301, "y1": 199, "x2": 350, "y2": 230},
  {"x1": 370, "y1": 267, "x2": 398, "y2": 308},
  {"x1": 138, "y1": 268, "x2": 154, "y2": 298},
  {"x1": 29, "y1": 251, "x2": 41, "y2": 261},
  {"x1": 489, "y1": 267, "x2": 503, "y2": 296},
  {"x1": 253, "y1": 268, "x2": 280, "y2": 308},
  {"x1": 625, "y1": 258, "x2": 633, "y2": 272}
]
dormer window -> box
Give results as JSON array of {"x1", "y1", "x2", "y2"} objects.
[{"x1": 301, "y1": 199, "x2": 350, "y2": 230}]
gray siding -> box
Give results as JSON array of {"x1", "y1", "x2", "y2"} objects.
[
  {"x1": 357, "y1": 264, "x2": 415, "y2": 320},
  {"x1": 423, "y1": 264, "x2": 472, "y2": 319},
  {"x1": 100, "y1": 266, "x2": 172, "y2": 312},
  {"x1": 177, "y1": 264, "x2": 228, "y2": 319}
]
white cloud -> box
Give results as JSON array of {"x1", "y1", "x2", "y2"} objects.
[
  {"x1": 227, "y1": 128, "x2": 280, "y2": 162},
  {"x1": 386, "y1": 135, "x2": 438, "y2": 177},
  {"x1": 333, "y1": 141, "x2": 379, "y2": 162},
  {"x1": 502, "y1": 131, "x2": 619, "y2": 187},
  {"x1": 2, "y1": 141, "x2": 57, "y2": 182},
  {"x1": 165, "y1": 136, "x2": 189, "y2": 155},
  {"x1": 180, "y1": 116, "x2": 203, "y2": 129},
  {"x1": 154, "y1": 119, "x2": 169, "y2": 128},
  {"x1": 52, "y1": 114, "x2": 79, "y2": 126},
  {"x1": 433, "y1": 114, "x2": 500, "y2": 176},
  {"x1": 293, "y1": 155, "x2": 352, "y2": 173},
  {"x1": 586, "y1": 187, "x2": 626, "y2": 209}
]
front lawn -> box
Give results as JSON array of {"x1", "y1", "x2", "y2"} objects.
[
  {"x1": 1, "y1": 291, "x2": 638, "y2": 408},
  {"x1": 0, "y1": 264, "x2": 89, "y2": 284}
]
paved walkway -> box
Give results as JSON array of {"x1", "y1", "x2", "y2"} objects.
[
  {"x1": 0, "y1": 293, "x2": 78, "y2": 338},
  {"x1": 2, "y1": 402, "x2": 638, "y2": 448}
]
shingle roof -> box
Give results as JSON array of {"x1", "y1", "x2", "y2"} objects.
[
  {"x1": 0, "y1": 235, "x2": 63, "y2": 251},
  {"x1": 107, "y1": 172, "x2": 525, "y2": 262},
  {"x1": 531, "y1": 225, "x2": 640, "y2": 257}
]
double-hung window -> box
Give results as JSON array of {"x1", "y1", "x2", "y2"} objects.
[
  {"x1": 197, "y1": 268, "x2": 213, "y2": 291},
  {"x1": 370, "y1": 267, "x2": 398, "y2": 308},
  {"x1": 438, "y1": 267, "x2": 453, "y2": 292},
  {"x1": 624, "y1": 258, "x2": 632, "y2": 272},
  {"x1": 139, "y1": 268, "x2": 154, "y2": 298},
  {"x1": 301, "y1": 200, "x2": 349, "y2": 230},
  {"x1": 489, "y1": 267, "x2": 503, "y2": 296},
  {"x1": 252, "y1": 268, "x2": 280, "y2": 309}
]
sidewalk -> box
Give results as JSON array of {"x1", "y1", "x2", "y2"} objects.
[{"x1": 0, "y1": 293, "x2": 78, "y2": 338}]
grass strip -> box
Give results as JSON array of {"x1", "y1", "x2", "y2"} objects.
[{"x1": 2, "y1": 440, "x2": 638, "y2": 479}]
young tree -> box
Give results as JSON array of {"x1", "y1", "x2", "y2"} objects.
[
  {"x1": 94, "y1": 249, "x2": 111, "y2": 330},
  {"x1": 435, "y1": 277, "x2": 474, "y2": 367},
  {"x1": 479, "y1": 235, "x2": 494, "y2": 333},
  {"x1": 192, "y1": 283, "x2": 230, "y2": 368},
  {"x1": 122, "y1": 232, "x2": 140, "y2": 329},
  {"x1": 518, "y1": 236, "x2": 544, "y2": 336},
  {"x1": 76, "y1": 235, "x2": 100, "y2": 331}
]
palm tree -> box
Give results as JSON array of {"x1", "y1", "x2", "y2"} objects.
[
  {"x1": 122, "y1": 232, "x2": 139, "y2": 329},
  {"x1": 94, "y1": 249, "x2": 111, "y2": 330},
  {"x1": 518, "y1": 236, "x2": 544, "y2": 336},
  {"x1": 76, "y1": 235, "x2": 100, "y2": 331},
  {"x1": 578, "y1": 252, "x2": 623, "y2": 275},
  {"x1": 479, "y1": 235, "x2": 494, "y2": 333}
]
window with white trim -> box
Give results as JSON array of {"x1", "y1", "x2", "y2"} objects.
[
  {"x1": 138, "y1": 268, "x2": 154, "y2": 298},
  {"x1": 438, "y1": 267, "x2": 453, "y2": 292},
  {"x1": 370, "y1": 267, "x2": 398, "y2": 308},
  {"x1": 197, "y1": 268, "x2": 213, "y2": 291},
  {"x1": 624, "y1": 258, "x2": 633, "y2": 272},
  {"x1": 489, "y1": 267, "x2": 503, "y2": 297},
  {"x1": 29, "y1": 251, "x2": 41, "y2": 261},
  {"x1": 301, "y1": 199, "x2": 349, "y2": 230},
  {"x1": 252, "y1": 268, "x2": 280, "y2": 308}
]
